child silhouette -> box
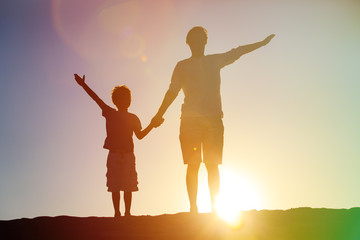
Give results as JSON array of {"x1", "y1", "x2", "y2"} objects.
[{"x1": 74, "y1": 74, "x2": 163, "y2": 217}]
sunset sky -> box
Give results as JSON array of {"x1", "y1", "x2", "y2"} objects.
[{"x1": 1, "y1": 0, "x2": 360, "y2": 220}]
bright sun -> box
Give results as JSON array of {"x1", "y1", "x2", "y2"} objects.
[{"x1": 197, "y1": 167, "x2": 263, "y2": 226}]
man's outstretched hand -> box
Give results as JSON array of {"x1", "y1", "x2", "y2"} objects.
[
  {"x1": 74, "y1": 74, "x2": 85, "y2": 86},
  {"x1": 263, "y1": 34, "x2": 275, "y2": 46},
  {"x1": 151, "y1": 115, "x2": 165, "y2": 128}
]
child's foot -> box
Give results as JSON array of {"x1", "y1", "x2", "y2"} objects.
[
  {"x1": 124, "y1": 211, "x2": 131, "y2": 217},
  {"x1": 114, "y1": 211, "x2": 121, "y2": 218}
]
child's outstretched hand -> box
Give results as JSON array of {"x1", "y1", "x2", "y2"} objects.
[
  {"x1": 74, "y1": 74, "x2": 85, "y2": 86},
  {"x1": 151, "y1": 116, "x2": 165, "y2": 128}
]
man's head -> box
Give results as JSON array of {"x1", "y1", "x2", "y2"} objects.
[
  {"x1": 186, "y1": 26, "x2": 208, "y2": 45},
  {"x1": 186, "y1": 26, "x2": 208, "y2": 56},
  {"x1": 112, "y1": 85, "x2": 131, "y2": 110}
]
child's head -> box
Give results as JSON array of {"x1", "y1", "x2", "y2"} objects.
[{"x1": 111, "y1": 85, "x2": 131, "y2": 110}]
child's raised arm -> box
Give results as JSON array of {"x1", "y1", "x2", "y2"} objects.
[
  {"x1": 134, "y1": 118, "x2": 164, "y2": 140},
  {"x1": 74, "y1": 74, "x2": 108, "y2": 111}
]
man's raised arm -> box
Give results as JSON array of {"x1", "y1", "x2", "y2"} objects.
[
  {"x1": 218, "y1": 34, "x2": 275, "y2": 68},
  {"x1": 74, "y1": 74, "x2": 107, "y2": 111},
  {"x1": 236, "y1": 34, "x2": 275, "y2": 56}
]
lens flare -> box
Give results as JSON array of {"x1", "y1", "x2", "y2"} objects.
[{"x1": 141, "y1": 55, "x2": 147, "y2": 62}]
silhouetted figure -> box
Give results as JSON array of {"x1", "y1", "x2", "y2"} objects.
[
  {"x1": 151, "y1": 26, "x2": 275, "y2": 213},
  {"x1": 74, "y1": 74, "x2": 163, "y2": 217}
]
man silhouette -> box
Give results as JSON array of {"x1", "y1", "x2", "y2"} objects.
[{"x1": 152, "y1": 26, "x2": 274, "y2": 213}]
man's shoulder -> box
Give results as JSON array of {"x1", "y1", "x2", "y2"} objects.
[
  {"x1": 177, "y1": 57, "x2": 193, "y2": 65},
  {"x1": 178, "y1": 54, "x2": 222, "y2": 63},
  {"x1": 171, "y1": 59, "x2": 190, "y2": 75},
  {"x1": 205, "y1": 52, "x2": 228, "y2": 59}
]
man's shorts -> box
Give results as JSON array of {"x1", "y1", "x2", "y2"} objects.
[
  {"x1": 106, "y1": 152, "x2": 139, "y2": 192},
  {"x1": 179, "y1": 117, "x2": 224, "y2": 165}
]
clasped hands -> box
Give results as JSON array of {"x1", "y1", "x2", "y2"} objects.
[{"x1": 151, "y1": 114, "x2": 164, "y2": 128}]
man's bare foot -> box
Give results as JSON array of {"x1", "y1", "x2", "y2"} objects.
[
  {"x1": 190, "y1": 206, "x2": 198, "y2": 214},
  {"x1": 114, "y1": 211, "x2": 121, "y2": 218},
  {"x1": 124, "y1": 212, "x2": 131, "y2": 217}
]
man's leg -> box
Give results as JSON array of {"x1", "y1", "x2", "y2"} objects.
[
  {"x1": 205, "y1": 163, "x2": 220, "y2": 212},
  {"x1": 203, "y1": 117, "x2": 223, "y2": 212},
  {"x1": 124, "y1": 191, "x2": 132, "y2": 216},
  {"x1": 112, "y1": 192, "x2": 121, "y2": 217},
  {"x1": 186, "y1": 163, "x2": 201, "y2": 213},
  {"x1": 180, "y1": 118, "x2": 202, "y2": 213}
]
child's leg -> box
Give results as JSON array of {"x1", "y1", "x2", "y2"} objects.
[
  {"x1": 124, "y1": 191, "x2": 132, "y2": 216},
  {"x1": 112, "y1": 192, "x2": 121, "y2": 217}
]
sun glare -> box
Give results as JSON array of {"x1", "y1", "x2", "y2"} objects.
[
  {"x1": 197, "y1": 167, "x2": 263, "y2": 226},
  {"x1": 216, "y1": 169, "x2": 262, "y2": 226}
]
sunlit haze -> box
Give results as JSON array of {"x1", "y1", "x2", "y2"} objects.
[{"x1": 1, "y1": 0, "x2": 360, "y2": 220}]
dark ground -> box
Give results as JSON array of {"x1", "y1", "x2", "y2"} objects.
[{"x1": 1, "y1": 208, "x2": 360, "y2": 239}]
